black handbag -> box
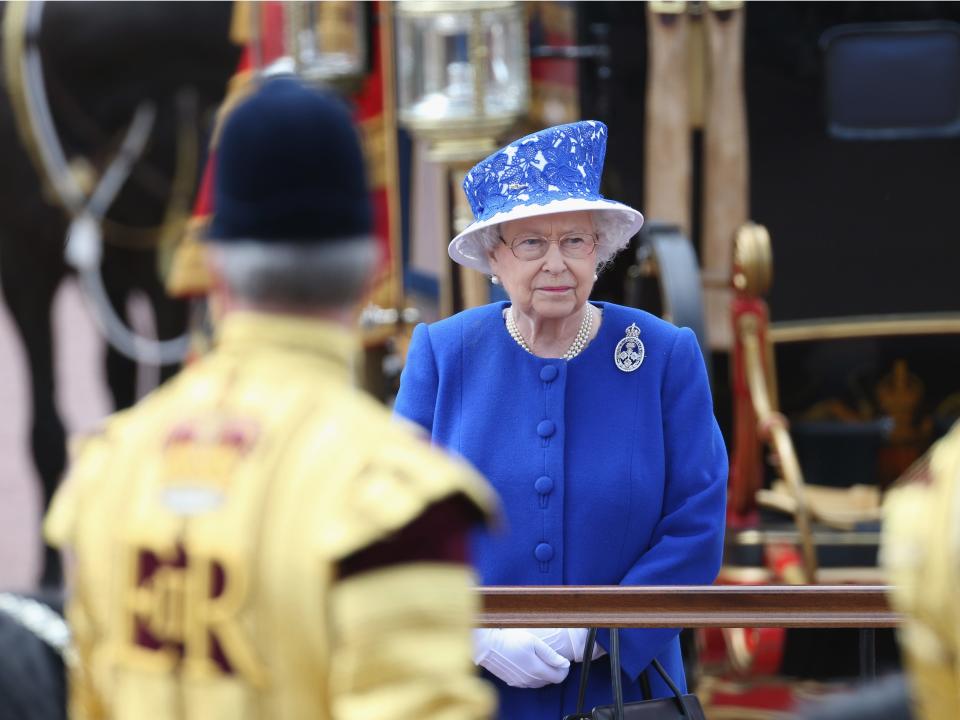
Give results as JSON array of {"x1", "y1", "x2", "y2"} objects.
[{"x1": 562, "y1": 628, "x2": 707, "y2": 720}]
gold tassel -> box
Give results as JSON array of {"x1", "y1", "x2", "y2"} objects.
[
  {"x1": 212, "y1": 69, "x2": 258, "y2": 147},
  {"x1": 229, "y1": 1, "x2": 253, "y2": 47},
  {"x1": 165, "y1": 216, "x2": 213, "y2": 298}
]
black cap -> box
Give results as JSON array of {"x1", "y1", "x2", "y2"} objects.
[{"x1": 207, "y1": 77, "x2": 371, "y2": 243}]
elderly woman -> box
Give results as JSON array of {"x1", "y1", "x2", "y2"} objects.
[{"x1": 395, "y1": 121, "x2": 727, "y2": 719}]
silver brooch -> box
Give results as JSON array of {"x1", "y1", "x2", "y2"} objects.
[{"x1": 614, "y1": 323, "x2": 645, "y2": 372}]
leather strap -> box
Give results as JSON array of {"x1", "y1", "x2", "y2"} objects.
[{"x1": 571, "y1": 628, "x2": 696, "y2": 719}]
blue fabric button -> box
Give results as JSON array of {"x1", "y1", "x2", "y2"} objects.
[
  {"x1": 534, "y1": 476, "x2": 554, "y2": 494},
  {"x1": 539, "y1": 365, "x2": 559, "y2": 382},
  {"x1": 537, "y1": 420, "x2": 556, "y2": 438},
  {"x1": 534, "y1": 542, "x2": 554, "y2": 562}
]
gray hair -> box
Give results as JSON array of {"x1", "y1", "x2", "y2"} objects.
[
  {"x1": 208, "y1": 238, "x2": 378, "y2": 308},
  {"x1": 471, "y1": 210, "x2": 629, "y2": 269}
]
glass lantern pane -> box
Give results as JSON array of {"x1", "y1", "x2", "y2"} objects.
[
  {"x1": 480, "y1": 8, "x2": 528, "y2": 117},
  {"x1": 397, "y1": 4, "x2": 528, "y2": 125},
  {"x1": 296, "y1": 2, "x2": 366, "y2": 83}
]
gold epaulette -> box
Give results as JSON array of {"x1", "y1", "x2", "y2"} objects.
[
  {"x1": 46, "y1": 421, "x2": 118, "y2": 549},
  {"x1": 212, "y1": 69, "x2": 257, "y2": 148},
  {"x1": 66, "y1": 425, "x2": 108, "y2": 463},
  {"x1": 319, "y1": 420, "x2": 498, "y2": 562},
  {"x1": 229, "y1": 0, "x2": 253, "y2": 47}
]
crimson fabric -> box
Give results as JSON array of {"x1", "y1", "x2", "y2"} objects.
[
  {"x1": 338, "y1": 494, "x2": 480, "y2": 579},
  {"x1": 394, "y1": 301, "x2": 728, "y2": 720}
]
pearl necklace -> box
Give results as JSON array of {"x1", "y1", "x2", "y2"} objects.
[{"x1": 506, "y1": 306, "x2": 593, "y2": 360}]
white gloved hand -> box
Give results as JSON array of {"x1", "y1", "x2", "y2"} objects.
[
  {"x1": 472, "y1": 628, "x2": 571, "y2": 688},
  {"x1": 526, "y1": 627, "x2": 607, "y2": 662}
]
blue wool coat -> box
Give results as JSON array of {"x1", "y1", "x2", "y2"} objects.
[{"x1": 394, "y1": 301, "x2": 727, "y2": 719}]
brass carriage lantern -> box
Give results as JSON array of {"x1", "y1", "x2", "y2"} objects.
[
  {"x1": 396, "y1": 1, "x2": 530, "y2": 314},
  {"x1": 282, "y1": 2, "x2": 368, "y2": 91}
]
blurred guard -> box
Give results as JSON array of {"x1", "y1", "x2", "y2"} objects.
[
  {"x1": 44, "y1": 77, "x2": 496, "y2": 720},
  {"x1": 882, "y1": 421, "x2": 960, "y2": 720}
]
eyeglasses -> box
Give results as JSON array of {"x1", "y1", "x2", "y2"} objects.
[{"x1": 502, "y1": 232, "x2": 599, "y2": 261}]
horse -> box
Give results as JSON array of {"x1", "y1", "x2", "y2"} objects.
[
  {"x1": 0, "y1": 592, "x2": 67, "y2": 720},
  {"x1": 0, "y1": 1, "x2": 241, "y2": 587}
]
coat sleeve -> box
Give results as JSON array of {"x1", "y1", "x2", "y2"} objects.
[
  {"x1": 600, "y1": 327, "x2": 728, "y2": 680},
  {"x1": 393, "y1": 323, "x2": 440, "y2": 434},
  {"x1": 328, "y1": 496, "x2": 496, "y2": 720},
  {"x1": 45, "y1": 431, "x2": 114, "y2": 719}
]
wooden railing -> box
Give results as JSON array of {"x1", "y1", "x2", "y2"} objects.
[{"x1": 477, "y1": 585, "x2": 897, "y2": 628}]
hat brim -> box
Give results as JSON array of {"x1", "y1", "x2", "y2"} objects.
[{"x1": 448, "y1": 197, "x2": 644, "y2": 274}]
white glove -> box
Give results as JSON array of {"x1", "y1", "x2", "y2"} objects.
[
  {"x1": 472, "y1": 628, "x2": 571, "y2": 688},
  {"x1": 526, "y1": 627, "x2": 607, "y2": 663}
]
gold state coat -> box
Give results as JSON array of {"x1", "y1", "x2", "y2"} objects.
[
  {"x1": 883, "y1": 421, "x2": 960, "y2": 720},
  {"x1": 46, "y1": 312, "x2": 496, "y2": 720}
]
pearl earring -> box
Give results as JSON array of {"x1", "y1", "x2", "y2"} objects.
[
  {"x1": 491, "y1": 275, "x2": 500, "y2": 285},
  {"x1": 593, "y1": 273, "x2": 598, "y2": 281}
]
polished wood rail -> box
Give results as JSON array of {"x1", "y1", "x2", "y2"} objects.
[{"x1": 478, "y1": 585, "x2": 898, "y2": 629}]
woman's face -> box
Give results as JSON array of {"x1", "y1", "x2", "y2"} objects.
[{"x1": 489, "y1": 210, "x2": 598, "y2": 321}]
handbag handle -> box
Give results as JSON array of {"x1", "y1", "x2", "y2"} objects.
[
  {"x1": 570, "y1": 628, "x2": 696, "y2": 720},
  {"x1": 572, "y1": 628, "x2": 600, "y2": 716},
  {"x1": 610, "y1": 627, "x2": 626, "y2": 718}
]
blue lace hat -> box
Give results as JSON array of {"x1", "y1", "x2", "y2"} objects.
[
  {"x1": 208, "y1": 76, "x2": 371, "y2": 244},
  {"x1": 449, "y1": 120, "x2": 643, "y2": 273}
]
